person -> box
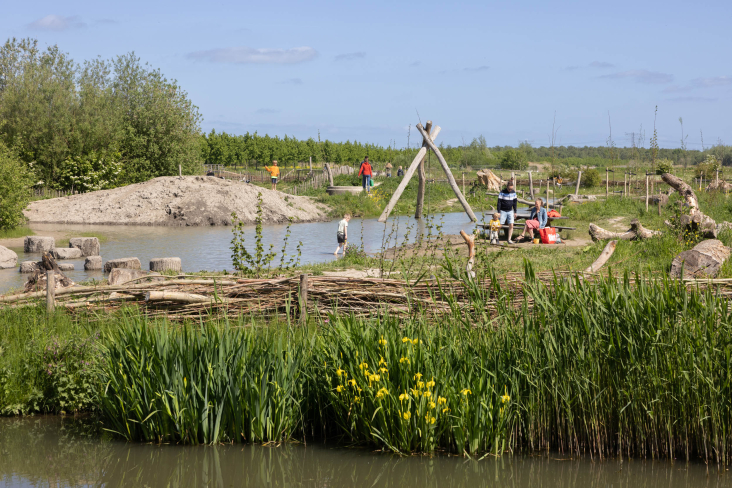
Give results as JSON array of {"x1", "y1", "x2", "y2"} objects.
[
  {"x1": 518, "y1": 199, "x2": 548, "y2": 242},
  {"x1": 206, "y1": 168, "x2": 215, "y2": 176},
  {"x1": 497, "y1": 182, "x2": 518, "y2": 244},
  {"x1": 488, "y1": 212, "x2": 501, "y2": 245},
  {"x1": 385, "y1": 162, "x2": 393, "y2": 177},
  {"x1": 334, "y1": 214, "x2": 351, "y2": 255},
  {"x1": 264, "y1": 160, "x2": 280, "y2": 190},
  {"x1": 358, "y1": 157, "x2": 373, "y2": 193},
  {"x1": 397, "y1": 166, "x2": 404, "y2": 177}
]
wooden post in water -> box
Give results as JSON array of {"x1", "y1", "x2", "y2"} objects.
[
  {"x1": 575, "y1": 171, "x2": 582, "y2": 197},
  {"x1": 299, "y1": 273, "x2": 309, "y2": 324},
  {"x1": 46, "y1": 270, "x2": 55, "y2": 314}
]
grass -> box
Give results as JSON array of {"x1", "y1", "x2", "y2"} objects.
[{"x1": 0, "y1": 227, "x2": 34, "y2": 240}]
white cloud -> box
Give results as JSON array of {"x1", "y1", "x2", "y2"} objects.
[
  {"x1": 600, "y1": 70, "x2": 674, "y2": 84},
  {"x1": 187, "y1": 47, "x2": 318, "y2": 64},
  {"x1": 28, "y1": 15, "x2": 85, "y2": 31},
  {"x1": 334, "y1": 52, "x2": 366, "y2": 62}
]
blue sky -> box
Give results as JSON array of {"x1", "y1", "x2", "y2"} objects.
[{"x1": 2, "y1": 0, "x2": 730, "y2": 149}]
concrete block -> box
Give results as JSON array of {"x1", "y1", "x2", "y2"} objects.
[
  {"x1": 104, "y1": 257, "x2": 141, "y2": 273},
  {"x1": 24, "y1": 236, "x2": 55, "y2": 253}
]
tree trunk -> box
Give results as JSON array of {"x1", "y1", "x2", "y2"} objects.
[
  {"x1": 24, "y1": 252, "x2": 74, "y2": 292},
  {"x1": 589, "y1": 219, "x2": 661, "y2": 241},
  {"x1": 145, "y1": 291, "x2": 210, "y2": 303},
  {"x1": 415, "y1": 121, "x2": 433, "y2": 219},
  {"x1": 528, "y1": 171, "x2": 535, "y2": 200},
  {"x1": 323, "y1": 163, "x2": 334, "y2": 186},
  {"x1": 583, "y1": 240, "x2": 617, "y2": 273},
  {"x1": 661, "y1": 172, "x2": 717, "y2": 237},
  {"x1": 670, "y1": 239, "x2": 730, "y2": 279},
  {"x1": 459, "y1": 230, "x2": 476, "y2": 278},
  {"x1": 416, "y1": 124, "x2": 477, "y2": 222}
]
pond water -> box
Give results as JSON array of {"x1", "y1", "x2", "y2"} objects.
[
  {"x1": 0, "y1": 417, "x2": 727, "y2": 488},
  {"x1": 0, "y1": 212, "x2": 484, "y2": 294}
]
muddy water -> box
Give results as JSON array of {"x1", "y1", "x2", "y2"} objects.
[
  {"x1": 0, "y1": 212, "x2": 481, "y2": 294},
  {"x1": 0, "y1": 417, "x2": 727, "y2": 488}
]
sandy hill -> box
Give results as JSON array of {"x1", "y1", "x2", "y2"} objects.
[{"x1": 24, "y1": 176, "x2": 329, "y2": 226}]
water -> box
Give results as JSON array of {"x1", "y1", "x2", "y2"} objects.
[
  {"x1": 0, "y1": 212, "x2": 482, "y2": 294},
  {"x1": 0, "y1": 417, "x2": 727, "y2": 488}
]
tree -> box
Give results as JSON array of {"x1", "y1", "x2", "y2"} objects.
[
  {"x1": 499, "y1": 148, "x2": 528, "y2": 170},
  {"x1": 0, "y1": 142, "x2": 32, "y2": 229}
]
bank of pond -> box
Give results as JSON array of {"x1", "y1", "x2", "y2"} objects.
[{"x1": 1, "y1": 265, "x2": 732, "y2": 465}]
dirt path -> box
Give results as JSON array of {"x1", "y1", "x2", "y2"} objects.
[{"x1": 24, "y1": 176, "x2": 329, "y2": 226}]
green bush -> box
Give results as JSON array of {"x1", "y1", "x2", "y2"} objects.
[
  {"x1": 581, "y1": 168, "x2": 601, "y2": 187},
  {"x1": 499, "y1": 149, "x2": 528, "y2": 170},
  {"x1": 695, "y1": 155, "x2": 720, "y2": 179},
  {"x1": 0, "y1": 143, "x2": 33, "y2": 230},
  {"x1": 656, "y1": 158, "x2": 674, "y2": 175}
]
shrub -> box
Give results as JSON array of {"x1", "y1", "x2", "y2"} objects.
[
  {"x1": 0, "y1": 143, "x2": 33, "y2": 230},
  {"x1": 695, "y1": 155, "x2": 720, "y2": 179},
  {"x1": 499, "y1": 149, "x2": 528, "y2": 170},
  {"x1": 656, "y1": 158, "x2": 674, "y2": 175},
  {"x1": 581, "y1": 168, "x2": 601, "y2": 187}
]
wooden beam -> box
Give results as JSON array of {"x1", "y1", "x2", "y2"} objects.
[
  {"x1": 415, "y1": 121, "x2": 433, "y2": 219},
  {"x1": 415, "y1": 123, "x2": 477, "y2": 222},
  {"x1": 378, "y1": 126, "x2": 441, "y2": 222},
  {"x1": 583, "y1": 240, "x2": 617, "y2": 273}
]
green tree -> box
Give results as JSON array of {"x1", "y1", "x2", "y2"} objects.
[
  {"x1": 499, "y1": 148, "x2": 528, "y2": 170},
  {"x1": 0, "y1": 142, "x2": 32, "y2": 229}
]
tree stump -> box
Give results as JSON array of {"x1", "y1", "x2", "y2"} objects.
[
  {"x1": 104, "y1": 257, "x2": 141, "y2": 273},
  {"x1": 670, "y1": 239, "x2": 730, "y2": 279},
  {"x1": 661, "y1": 173, "x2": 717, "y2": 237},
  {"x1": 149, "y1": 257, "x2": 182, "y2": 272},
  {"x1": 24, "y1": 252, "x2": 74, "y2": 292}
]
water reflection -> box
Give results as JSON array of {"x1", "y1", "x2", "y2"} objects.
[
  {"x1": 0, "y1": 417, "x2": 728, "y2": 488},
  {"x1": 0, "y1": 212, "x2": 481, "y2": 294}
]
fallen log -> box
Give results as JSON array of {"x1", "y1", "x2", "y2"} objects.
[
  {"x1": 145, "y1": 291, "x2": 212, "y2": 303},
  {"x1": 584, "y1": 240, "x2": 617, "y2": 273},
  {"x1": 661, "y1": 173, "x2": 717, "y2": 237},
  {"x1": 589, "y1": 219, "x2": 661, "y2": 241},
  {"x1": 670, "y1": 239, "x2": 731, "y2": 279}
]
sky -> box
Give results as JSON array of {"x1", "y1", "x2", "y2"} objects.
[{"x1": 2, "y1": 0, "x2": 731, "y2": 150}]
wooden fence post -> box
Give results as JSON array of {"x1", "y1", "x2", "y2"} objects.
[
  {"x1": 645, "y1": 174, "x2": 649, "y2": 212},
  {"x1": 546, "y1": 179, "x2": 549, "y2": 207},
  {"x1": 528, "y1": 171, "x2": 534, "y2": 200},
  {"x1": 606, "y1": 168, "x2": 609, "y2": 199},
  {"x1": 46, "y1": 270, "x2": 55, "y2": 314},
  {"x1": 299, "y1": 273, "x2": 309, "y2": 324},
  {"x1": 575, "y1": 171, "x2": 582, "y2": 197}
]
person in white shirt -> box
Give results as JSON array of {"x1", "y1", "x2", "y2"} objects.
[{"x1": 334, "y1": 214, "x2": 351, "y2": 255}]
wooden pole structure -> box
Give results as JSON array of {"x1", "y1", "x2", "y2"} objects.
[
  {"x1": 46, "y1": 270, "x2": 55, "y2": 313},
  {"x1": 415, "y1": 121, "x2": 433, "y2": 219},
  {"x1": 309, "y1": 156, "x2": 312, "y2": 172},
  {"x1": 415, "y1": 123, "x2": 477, "y2": 221},
  {"x1": 462, "y1": 172, "x2": 465, "y2": 197},
  {"x1": 379, "y1": 126, "x2": 440, "y2": 222},
  {"x1": 528, "y1": 171, "x2": 534, "y2": 200},
  {"x1": 606, "y1": 168, "x2": 609, "y2": 199},
  {"x1": 645, "y1": 173, "x2": 649, "y2": 212},
  {"x1": 546, "y1": 179, "x2": 549, "y2": 207},
  {"x1": 658, "y1": 199, "x2": 661, "y2": 216},
  {"x1": 575, "y1": 171, "x2": 582, "y2": 197},
  {"x1": 299, "y1": 273, "x2": 309, "y2": 324},
  {"x1": 179, "y1": 164, "x2": 182, "y2": 177},
  {"x1": 624, "y1": 172, "x2": 627, "y2": 198}
]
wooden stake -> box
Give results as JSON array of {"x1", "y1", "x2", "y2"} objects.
[
  {"x1": 415, "y1": 124, "x2": 477, "y2": 221},
  {"x1": 415, "y1": 121, "x2": 432, "y2": 219},
  {"x1": 178, "y1": 164, "x2": 182, "y2": 177},
  {"x1": 606, "y1": 168, "x2": 609, "y2": 199},
  {"x1": 299, "y1": 273, "x2": 309, "y2": 324},
  {"x1": 546, "y1": 179, "x2": 549, "y2": 207},
  {"x1": 462, "y1": 172, "x2": 465, "y2": 196},
  {"x1": 575, "y1": 171, "x2": 582, "y2": 196},
  {"x1": 658, "y1": 199, "x2": 661, "y2": 216},
  {"x1": 624, "y1": 172, "x2": 627, "y2": 198},
  {"x1": 528, "y1": 171, "x2": 534, "y2": 200},
  {"x1": 46, "y1": 270, "x2": 55, "y2": 313},
  {"x1": 645, "y1": 175, "x2": 649, "y2": 212}
]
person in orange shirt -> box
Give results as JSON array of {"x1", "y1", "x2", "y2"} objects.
[
  {"x1": 264, "y1": 160, "x2": 280, "y2": 190},
  {"x1": 358, "y1": 156, "x2": 373, "y2": 193}
]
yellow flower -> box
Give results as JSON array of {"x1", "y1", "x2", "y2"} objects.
[
  {"x1": 379, "y1": 367, "x2": 388, "y2": 374},
  {"x1": 336, "y1": 385, "x2": 344, "y2": 393},
  {"x1": 461, "y1": 388, "x2": 472, "y2": 396},
  {"x1": 442, "y1": 407, "x2": 450, "y2": 414},
  {"x1": 376, "y1": 387, "x2": 389, "y2": 399},
  {"x1": 428, "y1": 401, "x2": 436, "y2": 409},
  {"x1": 417, "y1": 381, "x2": 425, "y2": 390},
  {"x1": 348, "y1": 379, "x2": 357, "y2": 387},
  {"x1": 402, "y1": 337, "x2": 410, "y2": 343},
  {"x1": 422, "y1": 390, "x2": 431, "y2": 399},
  {"x1": 336, "y1": 368, "x2": 345, "y2": 377},
  {"x1": 413, "y1": 372, "x2": 423, "y2": 381},
  {"x1": 437, "y1": 396, "x2": 447, "y2": 405},
  {"x1": 358, "y1": 362, "x2": 368, "y2": 371},
  {"x1": 403, "y1": 411, "x2": 412, "y2": 420},
  {"x1": 412, "y1": 339, "x2": 419, "y2": 345},
  {"x1": 426, "y1": 378, "x2": 436, "y2": 389},
  {"x1": 501, "y1": 386, "x2": 511, "y2": 404},
  {"x1": 399, "y1": 357, "x2": 410, "y2": 365},
  {"x1": 410, "y1": 387, "x2": 420, "y2": 397},
  {"x1": 425, "y1": 414, "x2": 436, "y2": 424},
  {"x1": 399, "y1": 392, "x2": 408, "y2": 402},
  {"x1": 355, "y1": 396, "x2": 361, "y2": 403},
  {"x1": 357, "y1": 387, "x2": 362, "y2": 393},
  {"x1": 378, "y1": 337, "x2": 387, "y2": 346},
  {"x1": 378, "y1": 357, "x2": 387, "y2": 366}
]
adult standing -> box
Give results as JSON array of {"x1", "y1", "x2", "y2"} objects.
[
  {"x1": 385, "y1": 162, "x2": 393, "y2": 177},
  {"x1": 264, "y1": 160, "x2": 280, "y2": 191},
  {"x1": 359, "y1": 157, "x2": 373, "y2": 193},
  {"x1": 397, "y1": 166, "x2": 404, "y2": 177},
  {"x1": 518, "y1": 199, "x2": 547, "y2": 242},
  {"x1": 497, "y1": 182, "x2": 518, "y2": 244}
]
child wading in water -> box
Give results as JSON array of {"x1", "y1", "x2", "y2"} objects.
[
  {"x1": 334, "y1": 214, "x2": 351, "y2": 255},
  {"x1": 488, "y1": 212, "x2": 502, "y2": 245},
  {"x1": 264, "y1": 160, "x2": 280, "y2": 190}
]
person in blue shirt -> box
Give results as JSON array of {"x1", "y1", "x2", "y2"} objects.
[
  {"x1": 519, "y1": 199, "x2": 548, "y2": 242},
  {"x1": 497, "y1": 183, "x2": 518, "y2": 244}
]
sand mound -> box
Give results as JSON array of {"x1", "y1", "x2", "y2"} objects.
[{"x1": 24, "y1": 176, "x2": 329, "y2": 226}]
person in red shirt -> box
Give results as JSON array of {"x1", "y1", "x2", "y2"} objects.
[{"x1": 358, "y1": 156, "x2": 373, "y2": 193}]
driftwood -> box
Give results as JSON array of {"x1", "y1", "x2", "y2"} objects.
[
  {"x1": 584, "y1": 240, "x2": 617, "y2": 273},
  {"x1": 145, "y1": 291, "x2": 212, "y2": 303},
  {"x1": 378, "y1": 127, "x2": 441, "y2": 222},
  {"x1": 415, "y1": 121, "x2": 433, "y2": 219},
  {"x1": 24, "y1": 252, "x2": 74, "y2": 292},
  {"x1": 476, "y1": 170, "x2": 504, "y2": 191},
  {"x1": 459, "y1": 230, "x2": 476, "y2": 278},
  {"x1": 705, "y1": 180, "x2": 732, "y2": 192},
  {"x1": 661, "y1": 173, "x2": 717, "y2": 238},
  {"x1": 589, "y1": 219, "x2": 661, "y2": 241},
  {"x1": 415, "y1": 123, "x2": 477, "y2": 222},
  {"x1": 323, "y1": 163, "x2": 334, "y2": 187},
  {"x1": 670, "y1": 239, "x2": 731, "y2": 279}
]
